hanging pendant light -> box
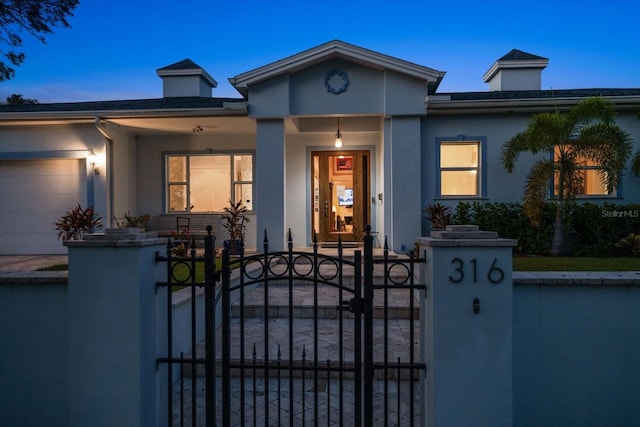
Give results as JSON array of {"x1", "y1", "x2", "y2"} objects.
[{"x1": 334, "y1": 117, "x2": 343, "y2": 148}]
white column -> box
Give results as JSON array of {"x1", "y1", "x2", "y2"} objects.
[
  {"x1": 383, "y1": 116, "x2": 422, "y2": 253},
  {"x1": 256, "y1": 119, "x2": 286, "y2": 251},
  {"x1": 66, "y1": 229, "x2": 167, "y2": 427},
  {"x1": 419, "y1": 225, "x2": 516, "y2": 427}
]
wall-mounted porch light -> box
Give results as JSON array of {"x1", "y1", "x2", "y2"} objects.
[
  {"x1": 334, "y1": 117, "x2": 343, "y2": 148},
  {"x1": 88, "y1": 149, "x2": 99, "y2": 175}
]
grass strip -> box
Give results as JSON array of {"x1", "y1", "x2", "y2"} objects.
[{"x1": 513, "y1": 256, "x2": 639, "y2": 271}]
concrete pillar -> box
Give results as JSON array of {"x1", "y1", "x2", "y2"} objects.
[
  {"x1": 256, "y1": 119, "x2": 285, "y2": 251},
  {"x1": 419, "y1": 225, "x2": 517, "y2": 427},
  {"x1": 66, "y1": 229, "x2": 167, "y2": 427},
  {"x1": 383, "y1": 116, "x2": 422, "y2": 253}
]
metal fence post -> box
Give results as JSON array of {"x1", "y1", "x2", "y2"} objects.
[
  {"x1": 204, "y1": 226, "x2": 216, "y2": 427},
  {"x1": 363, "y1": 226, "x2": 374, "y2": 426}
]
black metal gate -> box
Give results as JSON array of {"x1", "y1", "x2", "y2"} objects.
[{"x1": 157, "y1": 226, "x2": 425, "y2": 426}]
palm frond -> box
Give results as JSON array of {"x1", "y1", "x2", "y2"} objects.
[
  {"x1": 631, "y1": 151, "x2": 640, "y2": 177},
  {"x1": 501, "y1": 131, "x2": 527, "y2": 172},
  {"x1": 573, "y1": 123, "x2": 633, "y2": 190},
  {"x1": 526, "y1": 113, "x2": 568, "y2": 148},
  {"x1": 522, "y1": 158, "x2": 555, "y2": 226},
  {"x1": 501, "y1": 113, "x2": 565, "y2": 173},
  {"x1": 566, "y1": 96, "x2": 616, "y2": 132}
]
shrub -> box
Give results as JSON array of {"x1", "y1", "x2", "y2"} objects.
[
  {"x1": 452, "y1": 201, "x2": 553, "y2": 254},
  {"x1": 55, "y1": 204, "x2": 103, "y2": 241},
  {"x1": 115, "y1": 212, "x2": 150, "y2": 231},
  {"x1": 451, "y1": 201, "x2": 640, "y2": 256},
  {"x1": 422, "y1": 203, "x2": 452, "y2": 229},
  {"x1": 614, "y1": 233, "x2": 640, "y2": 257},
  {"x1": 565, "y1": 202, "x2": 640, "y2": 256}
]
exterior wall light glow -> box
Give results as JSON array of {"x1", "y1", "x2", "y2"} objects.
[{"x1": 88, "y1": 149, "x2": 99, "y2": 175}]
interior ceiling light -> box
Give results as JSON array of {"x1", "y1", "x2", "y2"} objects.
[{"x1": 334, "y1": 118, "x2": 343, "y2": 148}]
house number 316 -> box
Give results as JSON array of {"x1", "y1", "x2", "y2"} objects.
[{"x1": 448, "y1": 257, "x2": 504, "y2": 284}]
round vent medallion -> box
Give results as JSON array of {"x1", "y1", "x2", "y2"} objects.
[{"x1": 325, "y1": 70, "x2": 349, "y2": 94}]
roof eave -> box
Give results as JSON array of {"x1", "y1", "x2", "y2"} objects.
[
  {"x1": 426, "y1": 95, "x2": 640, "y2": 115},
  {"x1": 0, "y1": 102, "x2": 248, "y2": 123}
]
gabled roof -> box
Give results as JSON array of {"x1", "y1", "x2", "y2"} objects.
[
  {"x1": 229, "y1": 40, "x2": 446, "y2": 96},
  {"x1": 157, "y1": 58, "x2": 217, "y2": 88}
]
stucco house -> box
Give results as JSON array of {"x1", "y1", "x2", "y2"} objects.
[{"x1": 0, "y1": 40, "x2": 639, "y2": 255}]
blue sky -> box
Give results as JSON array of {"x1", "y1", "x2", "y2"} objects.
[{"x1": 1, "y1": 0, "x2": 637, "y2": 103}]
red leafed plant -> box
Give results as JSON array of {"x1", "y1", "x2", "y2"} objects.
[{"x1": 55, "y1": 204, "x2": 103, "y2": 241}]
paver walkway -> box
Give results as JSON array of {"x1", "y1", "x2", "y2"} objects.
[{"x1": 173, "y1": 282, "x2": 424, "y2": 426}]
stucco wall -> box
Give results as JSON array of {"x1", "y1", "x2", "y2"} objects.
[
  {"x1": 0, "y1": 277, "x2": 69, "y2": 426},
  {"x1": 135, "y1": 132, "x2": 257, "y2": 247},
  {"x1": 513, "y1": 276, "x2": 640, "y2": 426},
  {"x1": 1, "y1": 269, "x2": 639, "y2": 425},
  {"x1": 288, "y1": 58, "x2": 385, "y2": 116},
  {"x1": 421, "y1": 111, "x2": 640, "y2": 234},
  {"x1": 107, "y1": 123, "x2": 138, "y2": 226}
]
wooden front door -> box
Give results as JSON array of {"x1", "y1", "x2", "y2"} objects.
[{"x1": 312, "y1": 150, "x2": 370, "y2": 243}]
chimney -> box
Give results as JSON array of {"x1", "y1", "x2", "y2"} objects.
[
  {"x1": 483, "y1": 49, "x2": 548, "y2": 91},
  {"x1": 156, "y1": 59, "x2": 217, "y2": 97}
]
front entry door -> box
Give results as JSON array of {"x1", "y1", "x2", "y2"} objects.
[{"x1": 312, "y1": 150, "x2": 370, "y2": 242}]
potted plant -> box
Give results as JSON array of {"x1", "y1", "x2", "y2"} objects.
[
  {"x1": 55, "y1": 204, "x2": 103, "y2": 241},
  {"x1": 422, "y1": 203, "x2": 452, "y2": 230},
  {"x1": 222, "y1": 199, "x2": 249, "y2": 255},
  {"x1": 114, "y1": 212, "x2": 150, "y2": 232}
]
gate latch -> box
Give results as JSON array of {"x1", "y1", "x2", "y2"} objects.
[{"x1": 337, "y1": 297, "x2": 364, "y2": 314}]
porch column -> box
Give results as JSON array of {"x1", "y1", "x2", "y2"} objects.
[
  {"x1": 256, "y1": 119, "x2": 286, "y2": 251},
  {"x1": 383, "y1": 116, "x2": 422, "y2": 253},
  {"x1": 419, "y1": 225, "x2": 517, "y2": 427}
]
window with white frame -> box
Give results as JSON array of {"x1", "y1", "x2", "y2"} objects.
[
  {"x1": 438, "y1": 141, "x2": 480, "y2": 197},
  {"x1": 166, "y1": 153, "x2": 254, "y2": 213}
]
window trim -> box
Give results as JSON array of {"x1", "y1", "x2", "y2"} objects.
[
  {"x1": 163, "y1": 150, "x2": 255, "y2": 213},
  {"x1": 435, "y1": 136, "x2": 486, "y2": 198}
]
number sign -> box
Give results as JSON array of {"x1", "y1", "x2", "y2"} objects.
[{"x1": 448, "y1": 257, "x2": 504, "y2": 284}]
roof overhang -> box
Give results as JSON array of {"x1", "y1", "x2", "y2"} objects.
[
  {"x1": 0, "y1": 101, "x2": 247, "y2": 122},
  {"x1": 426, "y1": 94, "x2": 640, "y2": 115},
  {"x1": 229, "y1": 40, "x2": 446, "y2": 97},
  {"x1": 0, "y1": 102, "x2": 251, "y2": 134}
]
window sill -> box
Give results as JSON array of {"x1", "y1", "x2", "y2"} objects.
[
  {"x1": 434, "y1": 196, "x2": 488, "y2": 201},
  {"x1": 549, "y1": 195, "x2": 621, "y2": 201}
]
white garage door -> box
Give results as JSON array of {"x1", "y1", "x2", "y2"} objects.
[{"x1": 0, "y1": 159, "x2": 86, "y2": 254}]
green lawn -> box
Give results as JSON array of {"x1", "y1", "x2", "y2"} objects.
[
  {"x1": 513, "y1": 256, "x2": 639, "y2": 271},
  {"x1": 37, "y1": 263, "x2": 69, "y2": 271},
  {"x1": 38, "y1": 258, "x2": 223, "y2": 284}
]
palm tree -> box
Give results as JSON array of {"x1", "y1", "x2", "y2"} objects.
[
  {"x1": 633, "y1": 152, "x2": 640, "y2": 176},
  {"x1": 501, "y1": 96, "x2": 634, "y2": 255},
  {"x1": 633, "y1": 113, "x2": 640, "y2": 176}
]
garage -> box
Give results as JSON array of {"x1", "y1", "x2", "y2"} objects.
[{"x1": 0, "y1": 159, "x2": 86, "y2": 254}]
